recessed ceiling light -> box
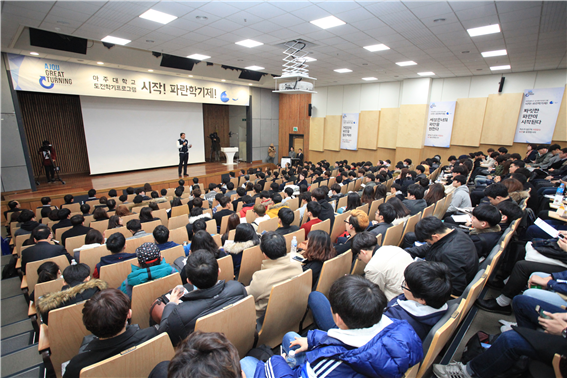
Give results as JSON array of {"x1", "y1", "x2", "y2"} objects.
[
  {"x1": 245, "y1": 66, "x2": 264, "y2": 71},
  {"x1": 188, "y1": 75, "x2": 193, "y2": 77},
  {"x1": 101, "y1": 36, "x2": 131, "y2": 45},
  {"x1": 490, "y1": 65, "x2": 511, "y2": 71},
  {"x1": 334, "y1": 68, "x2": 352, "y2": 73},
  {"x1": 139, "y1": 9, "x2": 177, "y2": 24},
  {"x1": 97, "y1": 62, "x2": 104, "y2": 65},
  {"x1": 363, "y1": 44, "x2": 390, "y2": 52},
  {"x1": 30, "y1": 52, "x2": 39, "y2": 56},
  {"x1": 148, "y1": 69, "x2": 153, "y2": 72},
  {"x1": 396, "y1": 61, "x2": 417, "y2": 66},
  {"x1": 481, "y1": 49, "x2": 507, "y2": 58},
  {"x1": 187, "y1": 54, "x2": 211, "y2": 60},
  {"x1": 195, "y1": 15, "x2": 208, "y2": 20},
  {"x1": 235, "y1": 39, "x2": 263, "y2": 48},
  {"x1": 362, "y1": 77, "x2": 378, "y2": 81},
  {"x1": 221, "y1": 79, "x2": 226, "y2": 82},
  {"x1": 418, "y1": 72, "x2": 435, "y2": 76},
  {"x1": 249, "y1": 83, "x2": 253, "y2": 86},
  {"x1": 303, "y1": 57, "x2": 317, "y2": 62},
  {"x1": 310, "y1": 16, "x2": 346, "y2": 29},
  {"x1": 467, "y1": 24, "x2": 500, "y2": 37},
  {"x1": 434, "y1": 18, "x2": 446, "y2": 23}
]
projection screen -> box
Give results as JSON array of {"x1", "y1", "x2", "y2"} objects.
[{"x1": 80, "y1": 96, "x2": 205, "y2": 175}]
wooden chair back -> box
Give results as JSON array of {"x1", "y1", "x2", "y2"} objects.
[
  {"x1": 100, "y1": 259, "x2": 139, "y2": 289},
  {"x1": 131, "y1": 273, "x2": 181, "y2": 328},
  {"x1": 368, "y1": 198, "x2": 384, "y2": 221},
  {"x1": 212, "y1": 234, "x2": 222, "y2": 248},
  {"x1": 347, "y1": 181, "x2": 355, "y2": 193},
  {"x1": 404, "y1": 364, "x2": 420, "y2": 378},
  {"x1": 310, "y1": 181, "x2": 319, "y2": 190},
  {"x1": 80, "y1": 245, "x2": 111, "y2": 277},
  {"x1": 66, "y1": 234, "x2": 87, "y2": 254},
  {"x1": 257, "y1": 216, "x2": 279, "y2": 233},
  {"x1": 382, "y1": 222, "x2": 404, "y2": 247},
  {"x1": 417, "y1": 299, "x2": 465, "y2": 378},
  {"x1": 257, "y1": 270, "x2": 312, "y2": 348},
  {"x1": 124, "y1": 234, "x2": 154, "y2": 254},
  {"x1": 399, "y1": 212, "x2": 422, "y2": 246},
  {"x1": 284, "y1": 229, "x2": 306, "y2": 252},
  {"x1": 194, "y1": 296, "x2": 256, "y2": 358},
  {"x1": 89, "y1": 219, "x2": 109, "y2": 234},
  {"x1": 336, "y1": 195, "x2": 348, "y2": 211},
  {"x1": 245, "y1": 209, "x2": 256, "y2": 224},
  {"x1": 161, "y1": 245, "x2": 185, "y2": 265},
  {"x1": 168, "y1": 215, "x2": 189, "y2": 230},
  {"x1": 291, "y1": 208, "x2": 301, "y2": 227},
  {"x1": 14, "y1": 234, "x2": 29, "y2": 257},
  {"x1": 458, "y1": 269, "x2": 487, "y2": 323},
  {"x1": 218, "y1": 255, "x2": 235, "y2": 282},
  {"x1": 170, "y1": 205, "x2": 189, "y2": 218},
  {"x1": 55, "y1": 226, "x2": 72, "y2": 242},
  {"x1": 41, "y1": 301, "x2": 89, "y2": 378},
  {"x1": 205, "y1": 219, "x2": 217, "y2": 234},
  {"x1": 330, "y1": 211, "x2": 350, "y2": 244},
  {"x1": 168, "y1": 227, "x2": 189, "y2": 245},
  {"x1": 141, "y1": 220, "x2": 161, "y2": 234},
  {"x1": 340, "y1": 184, "x2": 348, "y2": 195},
  {"x1": 287, "y1": 197, "x2": 299, "y2": 211},
  {"x1": 157, "y1": 201, "x2": 171, "y2": 210},
  {"x1": 104, "y1": 227, "x2": 131, "y2": 240},
  {"x1": 79, "y1": 333, "x2": 175, "y2": 378},
  {"x1": 227, "y1": 229, "x2": 236, "y2": 240},
  {"x1": 25, "y1": 255, "x2": 70, "y2": 292},
  {"x1": 311, "y1": 218, "x2": 330, "y2": 234},
  {"x1": 220, "y1": 214, "x2": 231, "y2": 235},
  {"x1": 441, "y1": 191, "x2": 454, "y2": 216},
  {"x1": 62, "y1": 203, "x2": 81, "y2": 213},
  {"x1": 422, "y1": 203, "x2": 435, "y2": 218},
  {"x1": 553, "y1": 354, "x2": 563, "y2": 378},
  {"x1": 237, "y1": 245, "x2": 263, "y2": 286},
  {"x1": 329, "y1": 200, "x2": 336, "y2": 212},
  {"x1": 356, "y1": 203, "x2": 369, "y2": 214},
  {"x1": 316, "y1": 250, "x2": 352, "y2": 297},
  {"x1": 34, "y1": 278, "x2": 65, "y2": 303},
  {"x1": 236, "y1": 202, "x2": 244, "y2": 214},
  {"x1": 432, "y1": 197, "x2": 447, "y2": 219},
  {"x1": 120, "y1": 213, "x2": 140, "y2": 224}
]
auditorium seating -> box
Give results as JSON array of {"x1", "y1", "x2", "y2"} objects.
[
  {"x1": 237, "y1": 245, "x2": 263, "y2": 286},
  {"x1": 131, "y1": 273, "x2": 182, "y2": 328}
]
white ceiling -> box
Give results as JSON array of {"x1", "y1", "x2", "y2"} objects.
[{"x1": 2, "y1": 1, "x2": 566, "y2": 87}]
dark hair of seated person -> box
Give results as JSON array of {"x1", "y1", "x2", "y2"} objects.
[
  {"x1": 191, "y1": 230, "x2": 221, "y2": 258},
  {"x1": 85, "y1": 229, "x2": 104, "y2": 245},
  {"x1": 329, "y1": 275, "x2": 387, "y2": 329},
  {"x1": 472, "y1": 204, "x2": 502, "y2": 228},
  {"x1": 108, "y1": 215, "x2": 122, "y2": 229},
  {"x1": 192, "y1": 219, "x2": 207, "y2": 234},
  {"x1": 184, "y1": 250, "x2": 219, "y2": 289},
  {"x1": 139, "y1": 207, "x2": 155, "y2": 223},
  {"x1": 168, "y1": 331, "x2": 242, "y2": 378},
  {"x1": 303, "y1": 230, "x2": 336, "y2": 262},
  {"x1": 404, "y1": 260, "x2": 452, "y2": 309},
  {"x1": 92, "y1": 207, "x2": 109, "y2": 221},
  {"x1": 37, "y1": 261, "x2": 59, "y2": 284},
  {"x1": 106, "y1": 232, "x2": 126, "y2": 253},
  {"x1": 62, "y1": 263, "x2": 90, "y2": 286},
  {"x1": 82, "y1": 289, "x2": 131, "y2": 339},
  {"x1": 153, "y1": 225, "x2": 169, "y2": 244},
  {"x1": 277, "y1": 208, "x2": 295, "y2": 226},
  {"x1": 414, "y1": 216, "x2": 449, "y2": 243},
  {"x1": 259, "y1": 232, "x2": 287, "y2": 260}
]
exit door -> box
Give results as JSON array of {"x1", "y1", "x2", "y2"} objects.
[{"x1": 289, "y1": 134, "x2": 304, "y2": 154}]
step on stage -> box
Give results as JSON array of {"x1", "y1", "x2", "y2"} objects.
[{"x1": 3, "y1": 161, "x2": 273, "y2": 204}]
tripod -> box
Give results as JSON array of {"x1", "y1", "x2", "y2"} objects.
[{"x1": 38, "y1": 148, "x2": 65, "y2": 185}]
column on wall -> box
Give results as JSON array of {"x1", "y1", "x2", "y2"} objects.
[
  {"x1": 278, "y1": 93, "x2": 312, "y2": 162},
  {"x1": 250, "y1": 87, "x2": 279, "y2": 163}
]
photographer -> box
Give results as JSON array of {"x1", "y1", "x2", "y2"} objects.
[
  {"x1": 39, "y1": 140, "x2": 57, "y2": 183},
  {"x1": 209, "y1": 132, "x2": 220, "y2": 162}
]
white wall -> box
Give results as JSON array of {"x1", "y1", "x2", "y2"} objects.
[{"x1": 311, "y1": 69, "x2": 567, "y2": 117}]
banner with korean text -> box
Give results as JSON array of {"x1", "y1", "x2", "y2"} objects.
[
  {"x1": 340, "y1": 113, "x2": 359, "y2": 150},
  {"x1": 513, "y1": 87, "x2": 565, "y2": 143},
  {"x1": 424, "y1": 101, "x2": 456, "y2": 148},
  {"x1": 7, "y1": 53, "x2": 250, "y2": 106}
]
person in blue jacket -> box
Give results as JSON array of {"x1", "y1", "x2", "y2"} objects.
[
  {"x1": 240, "y1": 275, "x2": 423, "y2": 378},
  {"x1": 524, "y1": 268, "x2": 567, "y2": 308},
  {"x1": 384, "y1": 260, "x2": 452, "y2": 340},
  {"x1": 119, "y1": 242, "x2": 176, "y2": 298}
]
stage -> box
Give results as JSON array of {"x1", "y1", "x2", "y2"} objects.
[{"x1": 1, "y1": 161, "x2": 273, "y2": 212}]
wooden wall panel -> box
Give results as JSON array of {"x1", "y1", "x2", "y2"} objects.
[
  {"x1": 451, "y1": 97, "x2": 487, "y2": 147},
  {"x1": 324, "y1": 115, "x2": 341, "y2": 151},
  {"x1": 309, "y1": 117, "x2": 325, "y2": 152},
  {"x1": 309, "y1": 148, "x2": 396, "y2": 165},
  {"x1": 395, "y1": 148, "x2": 423, "y2": 165},
  {"x1": 397, "y1": 104, "x2": 428, "y2": 149},
  {"x1": 278, "y1": 94, "x2": 312, "y2": 161},
  {"x1": 203, "y1": 104, "x2": 230, "y2": 161},
  {"x1": 377, "y1": 108, "x2": 399, "y2": 148},
  {"x1": 552, "y1": 86, "x2": 567, "y2": 142},
  {"x1": 17, "y1": 92, "x2": 90, "y2": 176},
  {"x1": 358, "y1": 111, "x2": 380, "y2": 150},
  {"x1": 480, "y1": 93, "x2": 523, "y2": 146}
]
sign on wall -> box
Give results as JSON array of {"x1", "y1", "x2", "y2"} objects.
[
  {"x1": 424, "y1": 101, "x2": 456, "y2": 148},
  {"x1": 6, "y1": 53, "x2": 250, "y2": 106},
  {"x1": 513, "y1": 87, "x2": 565, "y2": 143},
  {"x1": 340, "y1": 113, "x2": 359, "y2": 150}
]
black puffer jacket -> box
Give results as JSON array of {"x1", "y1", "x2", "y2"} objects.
[
  {"x1": 158, "y1": 280, "x2": 247, "y2": 346},
  {"x1": 405, "y1": 228, "x2": 478, "y2": 296}
]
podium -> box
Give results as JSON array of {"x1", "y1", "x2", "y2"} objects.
[{"x1": 221, "y1": 147, "x2": 238, "y2": 165}]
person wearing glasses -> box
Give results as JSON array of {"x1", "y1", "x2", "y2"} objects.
[{"x1": 333, "y1": 209, "x2": 368, "y2": 257}]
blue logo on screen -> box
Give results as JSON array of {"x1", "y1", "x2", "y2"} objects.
[
  {"x1": 430, "y1": 103, "x2": 436, "y2": 108},
  {"x1": 525, "y1": 90, "x2": 535, "y2": 97},
  {"x1": 550, "y1": 101, "x2": 554, "y2": 104},
  {"x1": 220, "y1": 91, "x2": 229, "y2": 103},
  {"x1": 39, "y1": 76, "x2": 54, "y2": 89}
]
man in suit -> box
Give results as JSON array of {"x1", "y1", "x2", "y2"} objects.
[
  {"x1": 52, "y1": 208, "x2": 72, "y2": 234},
  {"x1": 21, "y1": 225, "x2": 72, "y2": 274},
  {"x1": 296, "y1": 148, "x2": 304, "y2": 167},
  {"x1": 61, "y1": 215, "x2": 92, "y2": 247}
]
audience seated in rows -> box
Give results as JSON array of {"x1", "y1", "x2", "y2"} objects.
[
  {"x1": 93, "y1": 233, "x2": 136, "y2": 278},
  {"x1": 21, "y1": 225, "x2": 72, "y2": 274}
]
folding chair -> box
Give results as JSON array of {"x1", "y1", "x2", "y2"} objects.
[
  {"x1": 80, "y1": 245, "x2": 111, "y2": 277},
  {"x1": 65, "y1": 234, "x2": 86, "y2": 255},
  {"x1": 170, "y1": 205, "x2": 189, "y2": 218},
  {"x1": 291, "y1": 208, "x2": 301, "y2": 227},
  {"x1": 194, "y1": 296, "x2": 256, "y2": 358},
  {"x1": 79, "y1": 333, "x2": 175, "y2": 378},
  {"x1": 220, "y1": 214, "x2": 231, "y2": 234},
  {"x1": 422, "y1": 203, "x2": 435, "y2": 218},
  {"x1": 22, "y1": 255, "x2": 70, "y2": 293},
  {"x1": 382, "y1": 222, "x2": 404, "y2": 246},
  {"x1": 337, "y1": 195, "x2": 348, "y2": 211},
  {"x1": 212, "y1": 234, "x2": 222, "y2": 248},
  {"x1": 458, "y1": 269, "x2": 487, "y2": 323},
  {"x1": 168, "y1": 227, "x2": 188, "y2": 245},
  {"x1": 100, "y1": 259, "x2": 140, "y2": 289},
  {"x1": 399, "y1": 212, "x2": 422, "y2": 246},
  {"x1": 237, "y1": 246, "x2": 263, "y2": 286},
  {"x1": 141, "y1": 220, "x2": 161, "y2": 234},
  {"x1": 284, "y1": 228, "x2": 306, "y2": 252},
  {"x1": 257, "y1": 270, "x2": 312, "y2": 348},
  {"x1": 217, "y1": 255, "x2": 235, "y2": 282},
  {"x1": 245, "y1": 209, "x2": 257, "y2": 224},
  {"x1": 257, "y1": 216, "x2": 279, "y2": 233},
  {"x1": 121, "y1": 213, "x2": 140, "y2": 224},
  {"x1": 104, "y1": 227, "x2": 131, "y2": 240},
  {"x1": 124, "y1": 234, "x2": 154, "y2": 254},
  {"x1": 316, "y1": 250, "x2": 352, "y2": 297},
  {"x1": 168, "y1": 215, "x2": 189, "y2": 230},
  {"x1": 311, "y1": 218, "x2": 330, "y2": 234},
  {"x1": 368, "y1": 198, "x2": 384, "y2": 221},
  {"x1": 161, "y1": 245, "x2": 185, "y2": 265},
  {"x1": 131, "y1": 273, "x2": 182, "y2": 328},
  {"x1": 54, "y1": 226, "x2": 72, "y2": 242},
  {"x1": 152, "y1": 209, "x2": 169, "y2": 226},
  {"x1": 287, "y1": 197, "x2": 299, "y2": 212},
  {"x1": 356, "y1": 203, "x2": 369, "y2": 214}
]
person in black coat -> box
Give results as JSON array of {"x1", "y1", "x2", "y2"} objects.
[
  {"x1": 405, "y1": 217, "x2": 478, "y2": 296},
  {"x1": 334, "y1": 210, "x2": 368, "y2": 258},
  {"x1": 21, "y1": 225, "x2": 72, "y2": 274},
  {"x1": 158, "y1": 251, "x2": 247, "y2": 346},
  {"x1": 60, "y1": 215, "x2": 92, "y2": 246},
  {"x1": 467, "y1": 204, "x2": 503, "y2": 259},
  {"x1": 51, "y1": 208, "x2": 72, "y2": 234},
  {"x1": 213, "y1": 197, "x2": 235, "y2": 230},
  {"x1": 311, "y1": 188, "x2": 335, "y2": 230}
]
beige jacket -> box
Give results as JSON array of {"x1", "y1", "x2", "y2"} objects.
[
  {"x1": 364, "y1": 245, "x2": 414, "y2": 301},
  {"x1": 246, "y1": 255, "x2": 303, "y2": 319}
]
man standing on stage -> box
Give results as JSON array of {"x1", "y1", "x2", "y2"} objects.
[
  {"x1": 39, "y1": 140, "x2": 56, "y2": 183},
  {"x1": 177, "y1": 133, "x2": 192, "y2": 177}
]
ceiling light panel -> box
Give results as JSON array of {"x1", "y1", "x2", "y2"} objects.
[
  {"x1": 245, "y1": 66, "x2": 264, "y2": 70},
  {"x1": 310, "y1": 16, "x2": 346, "y2": 29},
  {"x1": 139, "y1": 9, "x2": 177, "y2": 24},
  {"x1": 362, "y1": 77, "x2": 378, "y2": 81},
  {"x1": 235, "y1": 39, "x2": 263, "y2": 48},
  {"x1": 396, "y1": 61, "x2": 417, "y2": 66},
  {"x1": 363, "y1": 44, "x2": 390, "y2": 52},
  {"x1": 418, "y1": 72, "x2": 435, "y2": 76},
  {"x1": 481, "y1": 49, "x2": 507, "y2": 57},
  {"x1": 467, "y1": 24, "x2": 500, "y2": 37},
  {"x1": 187, "y1": 54, "x2": 211, "y2": 60},
  {"x1": 490, "y1": 65, "x2": 511, "y2": 71},
  {"x1": 101, "y1": 36, "x2": 131, "y2": 45},
  {"x1": 334, "y1": 68, "x2": 352, "y2": 73}
]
